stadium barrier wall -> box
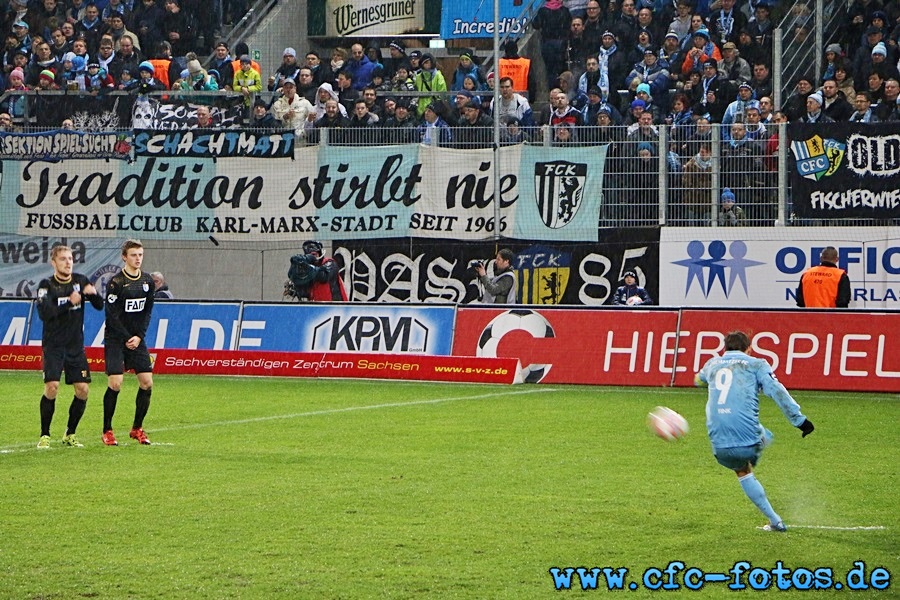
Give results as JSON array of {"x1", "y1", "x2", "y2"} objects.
[{"x1": 2, "y1": 299, "x2": 897, "y2": 391}]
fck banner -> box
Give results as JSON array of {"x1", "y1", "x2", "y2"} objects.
[{"x1": 0, "y1": 143, "x2": 607, "y2": 243}]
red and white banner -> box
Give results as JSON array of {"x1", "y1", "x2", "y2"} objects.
[
  {"x1": 451, "y1": 307, "x2": 682, "y2": 386},
  {"x1": 452, "y1": 307, "x2": 900, "y2": 391},
  {"x1": 0, "y1": 345, "x2": 519, "y2": 385},
  {"x1": 673, "y1": 310, "x2": 900, "y2": 392}
]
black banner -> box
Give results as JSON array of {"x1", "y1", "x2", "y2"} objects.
[
  {"x1": 333, "y1": 228, "x2": 661, "y2": 305},
  {"x1": 133, "y1": 129, "x2": 294, "y2": 158},
  {"x1": 130, "y1": 96, "x2": 246, "y2": 130},
  {"x1": 789, "y1": 122, "x2": 900, "y2": 219}
]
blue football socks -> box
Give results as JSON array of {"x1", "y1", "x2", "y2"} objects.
[{"x1": 739, "y1": 472, "x2": 781, "y2": 524}]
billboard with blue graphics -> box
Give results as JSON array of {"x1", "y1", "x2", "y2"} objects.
[
  {"x1": 3, "y1": 300, "x2": 456, "y2": 354},
  {"x1": 0, "y1": 299, "x2": 33, "y2": 345},
  {"x1": 22, "y1": 301, "x2": 243, "y2": 349},
  {"x1": 659, "y1": 227, "x2": 900, "y2": 309},
  {"x1": 239, "y1": 304, "x2": 455, "y2": 354},
  {"x1": 440, "y1": 0, "x2": 530, "y2": 39}
]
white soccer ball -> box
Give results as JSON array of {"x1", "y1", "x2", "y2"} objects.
[
  {"x1": 626, "y1": 295, "x2": 642, "y2": 305},
  {"x1": 648, "y1": 406, "x2": 689, "y2": 441},
  {"x1": 477, "y1": 309, "x2": 555, "y2": 383}
]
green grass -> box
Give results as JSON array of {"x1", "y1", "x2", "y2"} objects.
[{"x1": 0, "y1": 373, "x2": 897, "y2": 599}]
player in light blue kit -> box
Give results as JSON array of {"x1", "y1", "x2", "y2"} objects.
[{"x1": 695, "y1": 331, "x2": 815, "y2": 532}]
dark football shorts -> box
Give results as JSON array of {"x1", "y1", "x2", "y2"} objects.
[
  {"x1": 713, "y1": 443, "x2": 764, "y2": 471},
  {"x1": 104, "y1": 338, "x2": 154, "y2": 375},
  {"x1": 43, "y1": 345, "x2": 91, "y2": 384}
]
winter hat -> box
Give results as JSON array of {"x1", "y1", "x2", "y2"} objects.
[
  {"x1": 630, "y1": 98, "x2": 646, "y2": 110},
  {"x1": 389, "y1": 40, "x2": 406, "y2": 53},
  {"x1": 636, "y1": 83, "x2": 652, "y2": 97},
  {"x1": 39, "y1": 69, "x2": 56, "y2": 82},
  {"x1": 703, "y1": 58, "x2": 717, "y2": 69},
  {"x1": 623, "y1": 270, "x2": 637, "y2": 280},
  {"x1": 283, "y1": 47, "x2": 296, "y2": 58},
  {"x1": 466, "y1": 96, "x2": 481, "y2": 110},
  {"x1": 62, "y1": 52, "x2": 76, "y2": 63},
  {"x1": 71, "y1": 56, "x2": 86, "y2": 71},
  {"x1": 588, "y1": 86, "x2": 603, "y2": 96},
  {"x1": 694, "y1": 28, "x2": 710, "y2": 40},
  {"x1": 721, "y1": 188, "x2": 735, "y2": 203},
  {"x1": 738, "y1": 80, "x2": 752, "y2": 90},
  {"x1": 87, "y1": 61, "x2": 100, "y2": 69},
  {"x1": 825, "y1": 43, "x2": 842, "y2": 55},
  {"x1": 9, "y1": 67, "x2": 24, "y2": 81},
  {"x1": 138, "y1": 60, "x2": 155, "y2": 73},
  {"x1": 240, "y1": 54, "x2": 251, "y2": 64},
  {"x1": 187, "y1": 59, "x2": 202, "y2": 74},
  {"x1": 180, "y1": 68, "x2": 189, "y2": 80},
  {"x1": 872, "y1": 42, "x2": 887, "y2": 57},
  {"x1": 637, "y1": 141, "x2": 654, "y2": 154},
  {"x1": 807, "y1": 91, "x2": 823, "y2": 106},
  {"x1": 665, "y1": 31, "x2": 679, "y2": 40}
]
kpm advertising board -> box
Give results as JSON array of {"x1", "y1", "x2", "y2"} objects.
[{"x1": 0, "y1": 299, "x2": 455, "y2": 356}]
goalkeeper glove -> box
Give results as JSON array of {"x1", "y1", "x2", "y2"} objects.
[{"x1": 797, "y1": 419, "x2": 815, "y2": 437}]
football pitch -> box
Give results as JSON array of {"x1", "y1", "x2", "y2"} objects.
[{"x1": 1, "y1": 372, "x2": 896, "y2": 599}]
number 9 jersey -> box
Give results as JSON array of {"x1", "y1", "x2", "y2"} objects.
[{"x1": 696, "y1": 350, "x2": 807, "y2": 449}]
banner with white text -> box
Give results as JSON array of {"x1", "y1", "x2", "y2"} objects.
[
  {"x1": 440, "y1": 0, "x2": 529, "y2": 38},
  {"x1": 334, "y1": 229, "x2": 660, "y2": 304},
  {"x1": 451, "y1": 306, "x2": 900, "y2": 391},
  {"x1": 789, "y1": 122, "x2": 900, "y2": 219},
  {"x1": 0, "y1": 143, "x2": 607, "y2": 242}
]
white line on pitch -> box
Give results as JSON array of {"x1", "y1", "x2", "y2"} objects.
[
  {"x1": 757, "y1": 525, "x2": 886, "y2": 531},
  {"x1": 0, "y1": 388, "x2": 556, "y2": 452},
  {"x1": 155, "y1": 387, "x2": 557, "y2": 433}
]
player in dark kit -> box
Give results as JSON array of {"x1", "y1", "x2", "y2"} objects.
[
  {"x1": 35, "y1": 245, "x2": 104, "y2": 449},
  {"x1": 102, "y1": 239, "x2": 156, "y2": 446}
]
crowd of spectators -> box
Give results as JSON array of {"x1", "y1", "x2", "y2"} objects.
[{"x1": 0, "y1": 0, "x2": 250, "y2": 123}]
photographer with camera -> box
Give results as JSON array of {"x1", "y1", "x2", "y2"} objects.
[
  {"x1": 284, "y1": 240, "x2": 348, "y2": 301},
  {"x1": 474, "y1": 249, "x2": 518, "y2": 304}
]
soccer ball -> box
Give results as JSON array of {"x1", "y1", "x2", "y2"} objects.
[
  {"x1": 626, "y1": 295, "x2": 643, "y2": 305},
  {"x1": 647, "y1": 406, "x2": 689, "y2": 441},
  {"x1": 477, "y1": 309, "x2": 555, "y2": 383}
]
